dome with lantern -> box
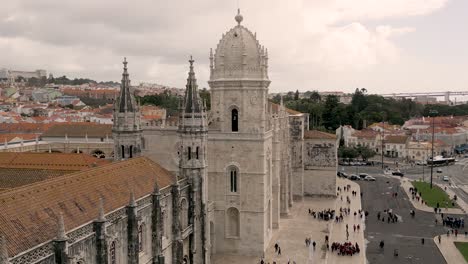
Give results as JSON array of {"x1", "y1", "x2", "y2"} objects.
[{"x1": 210, "y1": 9, "x2": 269, "y2": 81}]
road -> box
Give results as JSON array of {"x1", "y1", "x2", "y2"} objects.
[
  {"x1": 341, "y1": 159, "x2": 468, "y2": 209},
  {"x1": 356, "y1": 175, "x2": 457, "y2": 264}
]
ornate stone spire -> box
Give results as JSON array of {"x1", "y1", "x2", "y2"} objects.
[
  {"x1": 118, "y1": 57, "x2": 134, "y2": 113},
  {"x1": 0, "y1": 235, "x2": 8, "y2": 264},
  {"x1": 97, "y1": 198, "x2": 106, "y2": 222},
  {"x1": 183, "y1": 56, "x2": 202, "y2": 113},
  {"x1": 56, "y1": 213, "x2": 68, "y2": 241},
  {"x1": 129, "y1": 191, "x2": 137, "y2": 207},
  {"x1": 153, "y1": 179, "x2": 160, "y2": 194},
  {"x1": 235, "y1": 8, "x2": 243, "y2": 25}
]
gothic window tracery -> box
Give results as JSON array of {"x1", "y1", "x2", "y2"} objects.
[
  {"x1": 109, "y1": 241, "x2": 116, "y2": 264},
  {"x1": 138, "y1": 223, "x2": 144, "y2": 252}
]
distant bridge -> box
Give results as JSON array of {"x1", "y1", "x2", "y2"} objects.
[{"x1": 380, "y1": 91, "x2": 468, "y2": 102}]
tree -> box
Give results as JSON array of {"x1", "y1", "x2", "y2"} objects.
[
  {"x1": 294, "y1": 89, "x2": 300, "y2": 100},
  {"x1": 309, "y1": 90, "x2": 321, "y2": 103},
  {"x1": 322, "y1": 95, "x2": 341, "y2": 131},
  {"x1": 356, "y1": 145, "x2": 376, "y2": 161}
]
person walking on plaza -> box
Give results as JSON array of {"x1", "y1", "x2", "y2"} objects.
[
  {"x1": 274, "y1": 243, "x2": 278, "y2": 253},
  {"x1": 438, "y1": 235, "x2": 441, "y2": 244},
  {"x1": 312, "y1": 241, "x2": 316, "y2": 250}
]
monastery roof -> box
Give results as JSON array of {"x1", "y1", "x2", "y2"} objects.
[
  {"x1": 0, "y1": 123, "x2": 54, "y2": 134},
  {"x1": 304, "y1": 130, "x2": 336, "y2": 140},
  {"x1": 42, "y1": 123, "x2": 112, "y2": 138},
  {"x1": 0, "y1": 133, "x2": 37, "y2": 143},
  {"x1": 0, "y1": 157, "x2": 176, "y2": 257},
  {"x1": 0, "y1": 152, "x2": 108, "y2": 170}
]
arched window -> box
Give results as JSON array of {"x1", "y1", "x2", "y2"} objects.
[
  {"x1": 226, "y1": 207, "x2": 240, "y2": 237},
  {"x1": 109, "y1": 241, "x2": 116, "y2": 264},
  {"x1": 138, "y1": 224, "x2": 144, "y2": 252},
  {"x1": 180, "y1": 199, "x2": 189, "y2": 229},
  {"x1": 188, "y1": 147, "x2": 191, "y2": 160},
  {"x1": 230, "y1": 168, "x2": 238, "y2": 193},
  {"x1": 231, "y1": 109, "x2": 238, "y2": 132},
  {"x1": 121, "y1": 145, "x2": 125, "y2": 159},
  {"x1": 196, "y1": 147, "x2": 199, "y2": 159}
]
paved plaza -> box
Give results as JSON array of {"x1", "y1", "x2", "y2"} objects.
[{"x1": 212, "y1": 178, "x2": 366, "y2": 264}]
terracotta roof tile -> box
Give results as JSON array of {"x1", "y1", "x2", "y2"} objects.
[
  {"x1": 0, "y1": 152, "x2": 109, "y2": 170},
  {"x1": 385, "y1": 135, "x2": 409, "y2": 144},
  {"x1": 0, "y1": 157, "x2": 175, "y2": 257},
  {"x1": 42, "y1": 123, "x2": 112, "y2": 138},
  {"x1": 304, "y1": 130, "x2": 336, "y2": 139}
]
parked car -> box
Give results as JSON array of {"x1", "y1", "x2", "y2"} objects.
[
  {"x1": 364, "y1": 175, "x2": 376, "y2": 181},
  {"x1": 349, "y1": 175, "x2": 360, "y2": 181},
  {"x1": 443, "y1": 175, "x2": 449, "y2": 181},
  {"x1": 437, "y1": 168, "x2": 443, "y2": 173},
  {"x1": 359, "y1": 173, "x2": 369, "y2": 179},
  {"x1": 342, "y1": 173, "x2": 349, "y2": 178},
  {"x1": 392, "y1": 171, "x2": 404, "y2": 177}
]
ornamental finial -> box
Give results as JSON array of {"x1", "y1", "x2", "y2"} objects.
[{"x1": 235, "y1": 9, "x2": 243, "y2": 25}]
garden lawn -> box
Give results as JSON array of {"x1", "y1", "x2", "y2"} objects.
[
  {"x1": 412, "y1": 181, "x2": 455, "y2": 208},
  {"x1": 455, "y1": 242, "x2": 468, "y2": 262}
]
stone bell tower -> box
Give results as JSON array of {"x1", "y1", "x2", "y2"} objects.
[
  {"x1": 112, "y1": 58, "x2": 142, "y2": 161},
  {"x1": 177, "y1": 57, "x2": 209, "y2": 263}
]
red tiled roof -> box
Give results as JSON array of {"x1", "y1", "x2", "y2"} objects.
[
  {"x1": 0, "y1": 157, "x2": 175, "y2": 257},
  {"x1": 304, "y1": 130, "x2": 336, "y2": 139},
  {"x1": 385, "y1": 135, "x2": 409, "y2": 144},
  {"x1": 0, "y1": 123, "x2": 54, "y2": 134},
  {"x1": 0, "y1": 152, "x2": 109, "y2": 170},
  {"x1": 0, "y1": 134, "x2": 38, "y2": 143},
  {"x1": 42, "y1": 123, "x2": 112, "y2": 138}
]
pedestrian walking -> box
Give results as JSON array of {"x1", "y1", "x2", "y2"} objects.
[
  {"x1": 312, "y1": 241, "x2": 316, "y2": 250},
  {"x1": 438, "y1": 235, "x2": 441, "y2": 244},
  {"x1": 274, "y1": 243, "x2": 278, "y2": 252},
  {"x1": 278, "y1": 247, "x2": 281, "y2": 256}
]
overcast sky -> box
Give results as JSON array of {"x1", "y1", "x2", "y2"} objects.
[{"x1": 1, "y1": 0, "x2": 467, "y2": 94}]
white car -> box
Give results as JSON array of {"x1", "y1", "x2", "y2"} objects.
[
  {"x1": 364, "y1": 175, "x2": 376, "y2": 181},
  {"x1": 443, "y1": 176, "x2": 449, "y2": 182},
  {"x1": 437, "y1": 168, "x2": 443, "y2": 173}
]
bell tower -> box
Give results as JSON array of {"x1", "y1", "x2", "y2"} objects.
[{"x1": 112, "y1": 58, "x2": 142, "y2": 161}]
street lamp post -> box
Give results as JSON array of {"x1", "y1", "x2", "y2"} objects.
[{"x1": 429, "y1": 109, "x2": 438, "y2": 189}]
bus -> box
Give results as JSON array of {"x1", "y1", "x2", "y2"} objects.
[{"x1": 427, "y1": 156, "x2": 456, "y2": 166}]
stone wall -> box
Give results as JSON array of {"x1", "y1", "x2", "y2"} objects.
[{"x1": 303, "y1": 138, "x2": 337, "y2": 197}]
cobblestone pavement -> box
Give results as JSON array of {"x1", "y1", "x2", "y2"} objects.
[
  {"x1": 327, "y1": 178, "x2": 366, "y2": 264},
  {"x1": 212, "y1": 178, "x2": 367, "y2": 264},
  {"x1": 212, "y1": 197, "x2": 336, "y2": 264}
]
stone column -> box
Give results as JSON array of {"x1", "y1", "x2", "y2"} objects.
[
  {"x1": 127, "y1": 192, "x2": 139, "y2": 264},
  {"x1": 171, "y1": 183, "x2": 183, "y2": 264},
  {"x1": 152, "y1": 185, "x2": 164, "y2": 264},
  {"x1": 94, "y1": 199, "x2": 108, "y2": 264},
  {"x1": 53, "y1": 213, "x2": 69, "y2": 264}
]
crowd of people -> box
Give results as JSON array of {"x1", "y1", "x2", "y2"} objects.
[
  {"x1": 376, "y1": 209, "x2": 399, "y2": 223},
  {"x1": 309, "y1": 208, "x2": 335, "y2": 221},
  {"x1": 443, "y1": 216, "x2": 464, "y2": 229},
  {"x1": 331, "y1": 241, "x2": 360, "y2": 256}
]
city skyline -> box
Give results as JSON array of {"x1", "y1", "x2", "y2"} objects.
[{"x1": 0, "y1": 0, "x2": 467, "y2": 93}]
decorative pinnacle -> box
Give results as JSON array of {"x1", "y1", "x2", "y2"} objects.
[
  {"x1": 123, "y1": 57, "x2": 128, "y2": 69},
  {"x1": 129, "y1": 191, "x2": 137, "y2": 207},
  {"x1": 0, "y1": 234, "x2": 8, "y2": 263},
  {"x1": 189, "y1": 55, "x2": 194, "y2": 71},
  {"x1": 56, "y1": 213, "x2": 68, "y2": 241},
  {"x1": 235, "y1": 8, "x2": 243, "y2": 25},
  {"x1": 97, "y1": 198, "x2": 106, "y2": 221}
]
